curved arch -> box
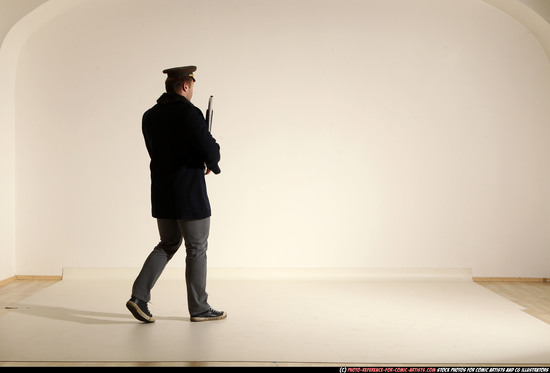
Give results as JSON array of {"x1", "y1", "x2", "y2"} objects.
[
  {"x1": 2, "y1": 0, "x2": 549, "y2": 153},
  {"x1": 0, "y1": 0, "x2": 84, "y2": 145},
  {"x1": 482, "y1": 0, "x2": 550, "y2": 62},
  {"x1": 0, "y1": 0, "x2": 84, "y2": 279},
  {"x1": 1, "y1": 0, "x2": 550, "y2": 279},
  {"x1": 1, "y1": 0, "x2": 83, "y2": 123}
]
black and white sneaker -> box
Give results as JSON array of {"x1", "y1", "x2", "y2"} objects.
[
  {"x1": 126, "y1": 297, "x2": 155, "y2": 323},
  {"x1": 191, "y1": 308, "x2": 227, "y2": 322}
]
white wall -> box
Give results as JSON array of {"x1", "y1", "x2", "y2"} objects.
[
  {"x1": 0, "y1": 32, "x2": 16, "y2": 280},
  {"x1": 0, "y1": 0, "x2": 53, "y2": 281},
  {"x1": 8, "y1": 0, "x2": 550, "y2": 277}
]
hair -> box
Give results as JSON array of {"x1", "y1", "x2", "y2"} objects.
[{"x1": 165, "y1": 76, "x2": 194, "y2": 93}]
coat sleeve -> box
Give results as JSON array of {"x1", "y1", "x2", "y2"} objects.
[{"x1": 186, "y1": 107, "x2": 221, "y2": 174}]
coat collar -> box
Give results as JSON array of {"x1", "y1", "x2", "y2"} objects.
[{"x1": 156, "y1": 92, "x2": 190, "y2": 105}]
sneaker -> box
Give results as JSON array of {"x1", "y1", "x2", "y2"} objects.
[
  {"x1": 190, "y1": 308, "x2": 227, "y2": 322},
  {"x1": 126, "y1": 296, "x2": 155, "y2": 323}
]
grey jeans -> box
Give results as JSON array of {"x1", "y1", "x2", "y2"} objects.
[{"x1": 131, "y1": 217, "x2": 211, "y2": 315}]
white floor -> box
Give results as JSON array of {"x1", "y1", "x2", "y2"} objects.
[{"x1": 1, "y1": 268, "x2": 550, "y2": 365}]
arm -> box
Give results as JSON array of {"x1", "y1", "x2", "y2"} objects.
[{"x1": 186, "y1": 107, "x2": 221, "y2": 174}]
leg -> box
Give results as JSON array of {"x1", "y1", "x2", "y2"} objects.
[
  {"x1": 131, "y1": 219, "x2": 183, "y2": 303},
  {"x1": 178, "y1": 217, "x2": 211, "y2": 315}
]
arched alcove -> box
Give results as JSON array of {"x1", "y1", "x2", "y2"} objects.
[{"x1": 2, "y1": 0, "x2": 549, "y2": 278}]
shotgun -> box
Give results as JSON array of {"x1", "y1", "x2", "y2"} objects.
[{"x1": 206, "y1": 95, "x2": 213, "y2": 132}]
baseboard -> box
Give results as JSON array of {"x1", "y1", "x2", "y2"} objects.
[
  {"x1": 473, "y1": 277, "x2": 550, "y2": 283},
  {"x1": 4, "y1": 270, "x2": 548, "y2": 284},
  {"x1": 15, "y1": 275, "x2": 63, "y2": 281},
  {"x1": 207, "y1": 267, "x2": 475, "y2": 281},
  {"x1": 0, "y1": 276, "x2": 16, "y2": 286},
  {"x1": 61, "y1": 267, "x2": 474, "y2": 282},
  {"x1": 0, "y1": 275, "x2": 63, "y2": 286}
]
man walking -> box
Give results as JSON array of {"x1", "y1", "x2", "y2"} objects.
[{"x1": 126, "y1": 65, "x2": 226, "y2": 323}]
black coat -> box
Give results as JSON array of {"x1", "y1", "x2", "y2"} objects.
[{"x1": 142, "y1": 93, "x2": 221, "y2": 219}]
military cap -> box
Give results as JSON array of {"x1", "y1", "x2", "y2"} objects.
[{"x1": 163, "y1": 65, "x2": 197, "y2": 81}]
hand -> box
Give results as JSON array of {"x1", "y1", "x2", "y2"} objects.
[{"x1": 205, "y1": 168, "x2": 212, "y2": 175}]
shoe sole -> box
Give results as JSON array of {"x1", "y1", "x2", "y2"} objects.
[
  {"x1": 190, "y1": 311, "x2": 227, "y2": 322},
  {"x1": 126, "y1": 300, "x2": 155, "y2": 323}
]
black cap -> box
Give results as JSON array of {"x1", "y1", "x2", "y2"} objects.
[{"x1": 162, "y1": 66, "x2": 196, "y2": 81}]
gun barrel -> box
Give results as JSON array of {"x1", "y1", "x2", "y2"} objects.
[{"x1": 207, "y1": 95, "x2": 214, "y2": 132}]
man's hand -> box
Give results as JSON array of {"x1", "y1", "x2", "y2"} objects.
[{"x1": 205, "y1": 168, "x2": 212, "y2": 175}]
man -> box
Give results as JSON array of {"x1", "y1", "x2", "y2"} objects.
[{"x1": 126, "y1": 65, "x2": 226, "y2": 323}]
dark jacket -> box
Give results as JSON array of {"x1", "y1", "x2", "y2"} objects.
[{"x1": 142, "y1": 92, "x2": 221, "y2": 219}]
